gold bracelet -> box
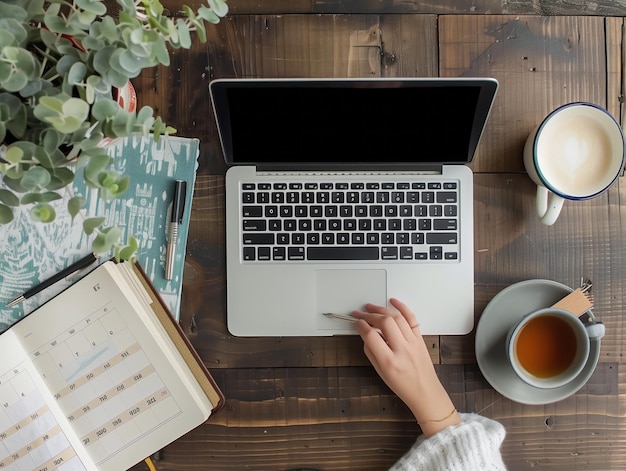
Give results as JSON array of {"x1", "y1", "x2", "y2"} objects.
[{"x1": 418, "y1": 407, "x2": 457, "y2": 425}]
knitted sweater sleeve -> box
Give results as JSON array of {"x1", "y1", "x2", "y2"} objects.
[{"x1": 389, "y1": 413, "x2": 507, "y2": 471}]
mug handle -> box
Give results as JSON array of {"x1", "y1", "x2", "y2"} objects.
[{"x1": 536, "y1": 186, "x2": 564, "y2": 225}]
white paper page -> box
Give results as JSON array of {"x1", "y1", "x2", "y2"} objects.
[
  {"x1": 0, "y1": 330, "x2": 93, "y2": 470},
  {"x1": 12, "y1": 262, "x2": 212, "y2": 471},
  {"x1": 114, "y1": 262, "x2": 215, "y2": 410}
]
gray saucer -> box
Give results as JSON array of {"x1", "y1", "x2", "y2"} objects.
[{"x1": 475, "y1": 279, "x2": 601, "y2": 405}]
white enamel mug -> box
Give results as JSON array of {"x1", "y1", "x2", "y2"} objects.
[{"x1": 523, "y1": 102, "x2": 625, "y2": 225}]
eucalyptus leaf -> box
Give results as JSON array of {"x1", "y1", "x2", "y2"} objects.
[
  {"x1": 41, "y1": 128, "x2": 63, "y2": 153},
  {"x1": 93, "y1": 225, "x2": 123, "y2": 254},
  {"x1": 62, "y1": 98, "x2": 90, "y2": 123},
  {"x1": 176, "y1": 19, "x2": 192, "y2": 49},
  {"x1": 83, "y1": 216, "x2": 105, "y2": 235},
  {"x1": 43, "y1": 14, "x2": 73, "y2": 35},
  {"x1": 25, "y1": 0, "x2": 46, "y2": 20},
  {"x1": 0, "y1": 0, "x2": 228, "y2": 243},
  {"x1": 19, "y1": 78, "x2": 43, "y2": 97},
  {"x1": 68, "y1": 62, "x2": 88, "y2": 85},
  {"x1": 30, "y1": 202, "x2": 56, "y2": 222},
  {"x1": 102, "y1": 226, "x2": 122, "y2": 246},
  {"x1": 0, "y1": 203, "x2": 14, "y2": 224},
  {"x1": 1, "y1": 175, "x2": 26, "y2": 193},
  {"x1": 21, "y1": 166, "x2": 51, "y2": 191},
  {"x1": 76, "y1": 0, "x2": 107, "y2": 16},
  {"x1": 20, "y1": 191, "x2": 62, "y2": 204},
  {"x1": 84, "y1": 152, "x2": 111, "y2": 185},
  {"x1": 5, "y1": 145, "x2": 24, "y2": 164},
  {"x1": 0, "y1": 63, "x2": 12, "y2": 86},
  {"x1": 91, "y1": 98, "x2": 120, "y2": 121},
  {"x1": 92, "y1": 231, "x2": 114, "y2": 254},
  {"x1": 197, "y1": 6, "x2": 221, "y2": 25},
  {"x1": 0, "y1": 18, "x2": 28, "y2": 45},
  {"x1": 0, "y1": 69, "x2": 28, "y2": 93},
  {"x1": 68, "y1": 195, "x2": 85, "y2": 219},
  {"x1": 0, "y1": 189, "x2": 19, "y2": 207},
  {"x1": 0, "y1": 3, "x2": 29, "y2": 22},
  {"x1": 116, "y1": 235, "x2": 138, "y2": 261},
  {"x1": 47, "y1": 168, "x2": 75, "y2": 190},
  {"x1": 208, "y1": 0, "x2": 229, "y2": 17}
]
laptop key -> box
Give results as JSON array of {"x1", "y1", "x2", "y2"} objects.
[
  {"x1": 444, "y1": 205, "x2": 457, "y2": 217},
  {"x1": 243, "y1": 234, "x2": 274, "y2": 245},
  {"x1": 243, "y1": 247, "x2": 255, "y2": 261},
  {"x1": 434, "y1": 219, "x2": 457, "y2": 230},
  {"x1": 243, "y1": 220, "x2": 266, "y2": 231},
  {"x1": 258, "y1": 247, "x2": 271, "y2": 260},
  {"x1": 400, "y1": 246, "x2": 413, "y2": 259},
  {"x1": 273, "y1": 247, "x2": 286, "y2": 260},
  {"x1": 430, "y1": 246, "x2": 443, "y2": 259},
  {"x1": 437, "y1": 191, "x2": 457, "y2": 203},
  {"x1": 307, "y1": 247, "x2": 379, "y2": 260},
  {"x1": 381, "y1": 247, "x2": 398, "y2": 259},
  {"x1": 242, "y1": 206, "x2": 262, "y2": 217},
  {"x1": 288, "y1": 247, "x2": 305, "y2": 260},
  {"x1": 426, "y1": 233, "x2": 458, "y2": 244}
]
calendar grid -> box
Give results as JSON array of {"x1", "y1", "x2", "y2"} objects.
[{"x1": 28, "y1": 302, "x2": 183, "y2": 466}]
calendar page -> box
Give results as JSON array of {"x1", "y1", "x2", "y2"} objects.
[
  {"x1": 0, "y1": 331, "x2": 92, "y2": 471},
  {"x1": 7, "y1": 262, "x2": 215, "y2": 471}
]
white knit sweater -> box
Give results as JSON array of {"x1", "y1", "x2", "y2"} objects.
[{"x1": 389, "y1": 413, "x2": 507, "y2": 471}]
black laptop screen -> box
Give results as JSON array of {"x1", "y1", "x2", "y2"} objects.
[{"x1": 210, "y1": 79, "x2": 497, "y2": 168}]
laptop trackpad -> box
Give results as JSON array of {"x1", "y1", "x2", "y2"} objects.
[{"x1": 316, "y1": 269, "x2": 387, "y2": 330}]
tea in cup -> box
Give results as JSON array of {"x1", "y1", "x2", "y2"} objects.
[
  {"x1": 506, "y1": 307, "x2": 590, "y2": 389},
  {"x1": 523, "y1": 102, "x2": 625, "y2": 225}
]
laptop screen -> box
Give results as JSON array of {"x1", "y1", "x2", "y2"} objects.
[{"x1": 210, "y1": 78, "x2": 497, "y2": 169}]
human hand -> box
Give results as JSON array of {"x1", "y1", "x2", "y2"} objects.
[{"x1": 353, "y1": 298, "x2": 460, "y2": 437}]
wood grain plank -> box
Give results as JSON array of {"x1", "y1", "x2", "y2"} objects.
[
  {"x1": 155, "y1": 0, "x2": 626, "y2": 17},
  {"x1": 378, "y1": 15, "x2": 439, "y2": 77},
  {"x1": 128, "y1": 365, "x2": 622, "y2": 470},
  {"x1": 606, "y1": 17, "x2": 626, "y2": 126},
  {"x1": 181, "y1": 173, "x2": 626, "y2": 371},
  {"x1": 180, "y1": 175, "x2": 445, "y2": 368},
  {"x1": 132, "y1": 14, "x2": 441, "y2": 174},
  {"x1": 439, "y1": 15, "x2": 607, "y2": 173},
  {"x1": 125, "y1": 11, "x2": 626, "y2": 471}
]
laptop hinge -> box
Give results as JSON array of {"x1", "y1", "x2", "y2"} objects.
[{"x1": 253, "y1": 163, "x2": 444, "y2": 174}]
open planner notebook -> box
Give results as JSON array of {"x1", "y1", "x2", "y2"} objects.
[{"x1": 0, "y1": 261, "x2": 224, "y2": 471}]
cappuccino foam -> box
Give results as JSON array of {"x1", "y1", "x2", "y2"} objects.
[{"x1": 536, "y1": 113, "x2": 620, "y2": 197}]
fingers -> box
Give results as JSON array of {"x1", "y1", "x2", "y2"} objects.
[
  {"x1": 389, "y1": 298, "x2": 421, "y2": 335},
  {"x1": 356, "y1": 320, "x2": 386, "y2": 370},
  {"x1": 353, "y1": 298, "x2": 420, "y2": 349}
]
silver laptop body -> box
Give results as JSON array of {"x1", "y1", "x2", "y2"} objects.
[{"x1": 210, "y1": 78, "x2": 498, "y2": 336}]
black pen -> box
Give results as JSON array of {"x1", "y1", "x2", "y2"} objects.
[
  {"x1": 6, "y1": 252, "x2": 99, "y2": 307},
  {"x1": 165, "y1": 179, "x2": 187, "y2": 280}
]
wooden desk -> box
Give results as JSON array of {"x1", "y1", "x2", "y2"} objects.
[{"x1": 130, "y1": 5, "x2": 626, "y2": 470}]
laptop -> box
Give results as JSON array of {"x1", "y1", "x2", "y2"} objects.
[{"x1": 209, "y1": 78, "x2": 498, "y2": 336}]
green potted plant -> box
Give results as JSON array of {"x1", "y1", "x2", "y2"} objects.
[{"x1": 0, "y1": 0, "x2": 228, "y2": 257}]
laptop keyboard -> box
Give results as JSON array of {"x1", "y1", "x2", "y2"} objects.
[{"x1": 240, "y1": 180, "x2": 460, "y2": 262}]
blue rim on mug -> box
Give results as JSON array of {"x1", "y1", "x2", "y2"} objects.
[{"x1": 532, "y1": 101, "x2": 626, "y2": 200}]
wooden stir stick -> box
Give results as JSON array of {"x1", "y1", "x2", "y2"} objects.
[
  {"x1": 551, "y1": 286, "x2": 605, "y2": 340},
  {"x1": 551, "y1": 288, "x2": 593, "y2": 316}
]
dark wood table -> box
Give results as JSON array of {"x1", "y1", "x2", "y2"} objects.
[{"x1": 130, "y1": 3, "x2": 626, "y2": 469}]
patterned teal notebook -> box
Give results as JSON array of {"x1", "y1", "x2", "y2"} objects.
[{"x1": 0, "y1": 135, "x2": 199, "y2": 330}]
